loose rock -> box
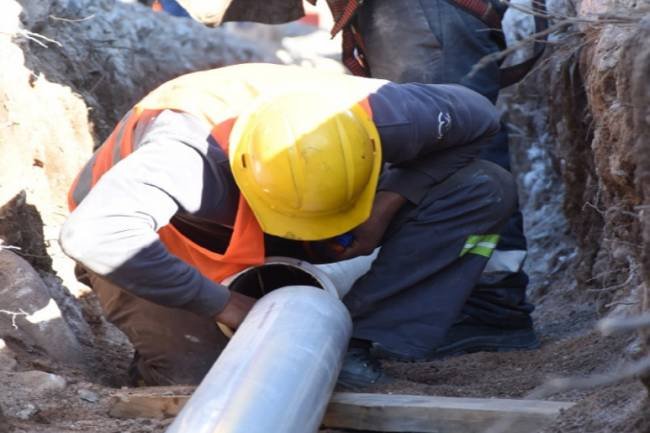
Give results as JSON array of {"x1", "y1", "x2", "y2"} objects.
[
  {"x1": 0, "y1": 339, "x2": 17, "y2": 372},
  {"x1": 12, "y1": 371, "x2": 66, "y2": 394},
  {"x1": 0, "y1": 250, "x2": 83, "y2": 366},
  {"x1": 78, "y1": 389, "x2": 100, "y2": 403},
  {"x1": 15, "y1": 403, "x2": 39, "y2": 421}
]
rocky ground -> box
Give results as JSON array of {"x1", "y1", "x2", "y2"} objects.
[{"x1": 1, "y1": 1, "x2": 649, "y2": 433}]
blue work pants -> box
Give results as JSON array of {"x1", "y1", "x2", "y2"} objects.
[{"x1": 350, "y1": 0, "x2": 534, "y2": 351}]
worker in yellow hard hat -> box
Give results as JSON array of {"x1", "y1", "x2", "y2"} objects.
[{"x1": 61, "y1": 63, "x2": 520, "y2": 389}]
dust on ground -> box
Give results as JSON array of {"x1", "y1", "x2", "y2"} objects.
[{"x1": 2, "y1": 285, "x2": 647, "y2": 433}]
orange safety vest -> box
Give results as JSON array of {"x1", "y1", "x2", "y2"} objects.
[
  {"x1": 68, "y1": 64, "x2": 378, "y2": 283},
  {"x1": 68, "y1": 81, "x2": 268, "y2": 284}
]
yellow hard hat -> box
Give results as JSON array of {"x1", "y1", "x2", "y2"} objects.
[{"x1": 229, "y1": 91, "x2": 382, "y2": 241}]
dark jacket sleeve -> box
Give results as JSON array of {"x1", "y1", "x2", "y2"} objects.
[
  {"x1": 370, "y1": 83, "x2": 501, "y2": 203},
  {"x1": 59, "y1": 111, "x2": 237, "y2": 318}
]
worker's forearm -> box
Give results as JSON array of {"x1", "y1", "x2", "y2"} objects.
[
  {"x1": 372, "y1": 190, "x2": 407, "y2": 225},
  {"x1": 112, "y1": 245, "x2": 231, "y2": 317}
]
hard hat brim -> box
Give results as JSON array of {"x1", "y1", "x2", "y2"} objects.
[{"x1": 243, "y1": 170, "x2": 379, "y2": 241}]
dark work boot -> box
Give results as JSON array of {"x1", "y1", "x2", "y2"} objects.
[
  {"x1": 337, "y1": 346, "x2": 390, "y2": 390},
  {"x1": 428, "y1": 322, "x2": 540, "y2": 359},
  {"x1": 373, "y1": 322, "x2": 540, "y2": 362}
]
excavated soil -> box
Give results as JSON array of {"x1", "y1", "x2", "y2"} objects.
[{"x1": 2, "y1": 285, "x2": 647, "y2": 433}]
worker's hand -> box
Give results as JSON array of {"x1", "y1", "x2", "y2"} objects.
[
  {"x1": 214, "y1": 291, "x2": 257, "y2": 330},
  {"x1": 338, "y1": 191, "x2": 407, "y2": 260}
]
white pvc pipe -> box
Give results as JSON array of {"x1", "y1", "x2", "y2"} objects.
[{"x1": 165, "y1": 286, "x2": 352, "y2": 433}]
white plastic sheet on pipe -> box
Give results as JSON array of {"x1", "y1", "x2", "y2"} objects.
[
  {"x1": 314, "y1": 248, "x2": 379, "y2": 298},
  {"x1": 165, "y1": 285, "x2": 352, "y2": 433}
]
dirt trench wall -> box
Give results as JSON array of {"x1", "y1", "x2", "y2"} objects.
[
  {"x1": 615, "y1": 15, "x2": 650, "y2": 386},
  {"x1": 558, "y1": 9, "x2": 649, "y2": 312},
  {"x1": 510, "y1": 0, "x2": 650, "y2": 383},
  {"x1": 18, "y1": 0, "x2": 278, "y2": 141},
  {"x1": 508, "y1": 1, "x2": 650, "y2": 304},
  {"x1": 505, "y1": 0, "x2": 649, "y2": 399},
  {"x1": 628, "y1": 21, "x2": 650, "y2": 385},
  {"x1": 0, "y1": 0, "x2": 275, "y2": 292}
]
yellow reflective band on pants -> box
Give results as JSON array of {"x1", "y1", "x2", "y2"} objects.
[{"x1": 460, "y1": 234, "x2": 500, "y2": 258}]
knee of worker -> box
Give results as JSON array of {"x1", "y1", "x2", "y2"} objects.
[{"x1": 471, "y1": 160, "x2": 517, "y2": 227}]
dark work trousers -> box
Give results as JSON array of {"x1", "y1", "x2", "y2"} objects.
[
  {"x1": 356, "y1": 0, "x2": 533, "y2": 331},
  {"x1": 344, "y1": 160, "x2": 517, "y2": 358}
]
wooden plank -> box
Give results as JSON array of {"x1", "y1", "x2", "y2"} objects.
[
  {"x1": 324, "y1": 393, "x2": 574, "y2": 433},
  {"x1": 109, "y1": 393, "x2": 189, "y2": 419},
  {"x1": 109, "y1": 391, "x2": 574, "y2": 432}
]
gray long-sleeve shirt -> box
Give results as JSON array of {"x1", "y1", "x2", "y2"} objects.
[{"x1": 60, "y1": 82, "x2": 499, "y2": 318}]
